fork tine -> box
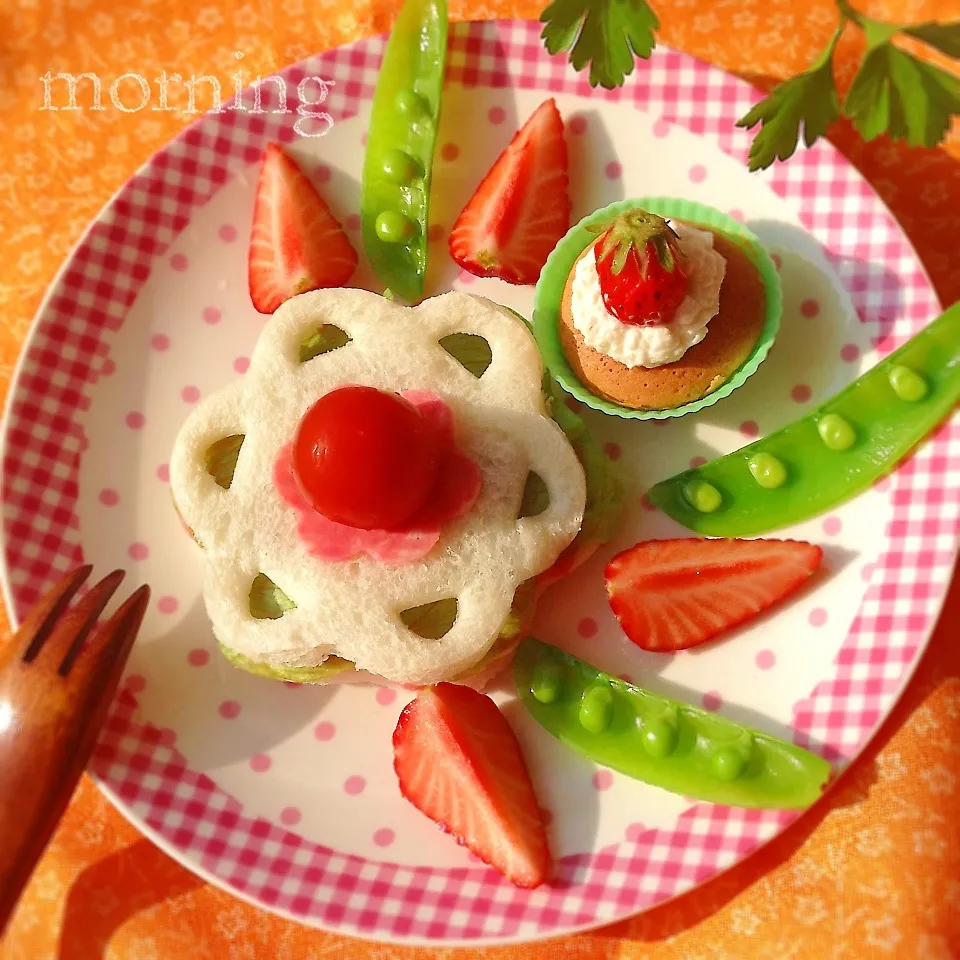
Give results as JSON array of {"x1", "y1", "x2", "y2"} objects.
[
  {"x1": 70, "y1": 584, "x2": 151, "y2": 723},
  {"x1": 20, "y1": 566, "x2": 92, "y2": 662},
  {"x1": 55, "y1": 570, "x2": 128, "y2": 675},
  {"x1": 26, "y1": 569, "x2": 126, "y2": 673}
]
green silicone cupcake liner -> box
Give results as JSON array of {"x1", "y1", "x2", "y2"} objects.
[{"x1": 532, "y1": 197, "x2": 783, "y2": 420}]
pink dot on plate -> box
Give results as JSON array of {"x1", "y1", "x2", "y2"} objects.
[
  {"x1": 488, "y1": 106, "x2": 505, "y2": 124},
  {"x1": 345, "y1": 214, "x2": 361, "y2": 231},
  {"x1": 771, "y1": 253, "x2": 782, "y2": 270},
  {"x1": 739, "y1": 420, "x2": 759, "y2": 439},
  {"x1": 792, "y1": 384, "x2": 812, "y2": 404},
  {"x1": 156, "y1": 463, "x2": 169, "y2": 482},
  {"x1": 126, "y1": 674, "x2": 146, "y2": 693},
  {"x1": 592, "y1": 770, "x2": 613, "y2": 791},
  {"x1": 170, "y1": 253, "x2": 188, "y2": 271},
  {"x1": 702, "y1": 690, "x2": 723, "y2": 711},
  {"x1": 641, "y1": 493, "x2": 656, "y2": 512},
  {"x1": 218, "y1": 224, "x2": 238, "y2": 243},
  {"x1": 314, "y1": 164, "x2": 331, "y2": 183},
  {"x1": 755, "y1": 649, "x2": 776, "y2": 670},
  {"x1": 458, "y1": 270, "x2": 476, "y2": 285},
  {"x1": 728, "y1": 208, "x2": 745, "y2": 222},
  {"x1": 219, "y1": 700, "x2": 241, "y2": 719},
  {"x1": 157, "y1": 596, "x2": 179, "y2": 615},
  {"x1": 250, "y1": 754, "x2": 272, "y2": 773},
  {"x1": 126, "y1": 412, "x2": 145, "y2": 429},
  {"x1": 99, "y1": 488, "x2": 119, "y2": 506},
  {"x1": 569, "y1": 115, "x2": 587, "y2": 135},
  {"x1": 150, "y1": 333, "x2": 170, "y2": 351},
  {"x1": 128, "y1": 542, "x2": 149, "y2": 561},
  {"x1": 181, "y1": 385, "x2": 200, "y2": 403},
  {"x1": 800, "y1": 298, "x2": 820, "y2": 318},
  {"x1": 604, "y1": 442, "x2": 621, "y2": 461},
  {"x1": 344, "y1": 775, "x2": 366, "y2": 795},
  {"x1": 809, "y1": 607, "x2": 828, "y2": 628},
  {"x1": 540, "y1": 807, "x2": 553, "y2": 826},
  {"x1": 234, "y1": 356, "x2": 250, "y2": 374},
  {"x1": 428, "y1": 223, "x2": 444, "y2": 242},
  {"x1": 823, "y1": 515, "x2": 842, "y2": 536},
  {"x1": 376, "y1": 687, "x2": 397, "y2": 706},
  {"x1": 626, "y1": 822, "x2": 646, "y2": 842},
  {"x1": 202, "y1": 306, "x2": 222, "y2": 325},
  {"x1": 280, "y1": 806, "x2": 301, "y2": 826},
  {"x1": 690, "y1": 455, "x2": 707, "y2": 469},
  {"x1": 577, "y1": 617, "x2": 598, "y2": 639},
  {"x1": 441, "y1": 143, "x2": 460, "y2": 162},
  {"x1": 841, "y1": 343, "x2": 860, "y2": 363},
  {"x1": 188, "y1": 648, "x2": 209, "y2": 667},
  {"x1": 101, "y1": 358, "x2": 116, "y2": 376},
  {"x1": 605, "y1": 161, "x2": 622, "y2": 180},
  {"x1": 314, "y1": 721, "x2": 335, "y2": 741},
  {"x1": 689, "y1": 164, "x2": 707, "y2": 183},
  {"x1": 652, "y1": 118, "x2": 670, "y2": 138},
  {"x1": 373, "y1": 828, "x2": 395, "y2": 847}
]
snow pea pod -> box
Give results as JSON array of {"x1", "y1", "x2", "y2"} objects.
[
  {"x1": 648, "y1": 302, "x2": 960, "y2": 537},
  {"x1": 514, "y1": 638, "x2": 831, "y2": 809},
  {"x1": 360, "y1": 0, "x2": 447, "y2": 303}
]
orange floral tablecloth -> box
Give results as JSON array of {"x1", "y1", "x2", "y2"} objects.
[{"x1": 1, "y1": 1, "x2": 959, "y2": 957}]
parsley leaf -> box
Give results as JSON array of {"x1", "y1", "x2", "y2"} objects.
[
  {"x1": 903, "y1": 20, "x2": 960, "y2": 58},
  {"x1": 540, "y1": 0, "x2": 659, "y2": 89},
  {"x1": 844, "y1": 43, "x2": 960, "y2": 147},
  {"x1": 735, "y1": 32, "x2": 841, "y2": 171}
]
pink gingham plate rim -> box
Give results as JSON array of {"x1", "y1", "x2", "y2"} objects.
[{"x1": 1, "y1": 19, "x2": 956, "y2": 945}]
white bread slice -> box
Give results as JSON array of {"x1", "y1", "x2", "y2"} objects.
[{"x1": 170, "y1": 289, "x2": 587, "y2": 686}]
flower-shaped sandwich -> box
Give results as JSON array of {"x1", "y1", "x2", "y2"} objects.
[{"x1": 170, "y1": 289, "x2": 587, "y2": 686}]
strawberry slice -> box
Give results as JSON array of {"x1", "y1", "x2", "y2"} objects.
[
  {"x1": 605, "y1": 538, "x2": 823, "y2": 652},
  {"x1": 248, "y1": 143, "x2": 358, "y2": 313},
  {"x1": 448, "y1": 98, "x2": 569, "y2": 285},
  {"x1": 392, "y1": 683, "x2": 550, "y2": 888}
]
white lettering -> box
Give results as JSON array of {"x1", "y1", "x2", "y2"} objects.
[
  {"x1": 183, "y1": 75, "x2": 221, "y2": 114},
  {"x1": 39, "y1": 71, "x2": 105, "y2": 111},
  {"x1": 295, "y1": 78, "x2": 335, "y2": 137},
  {"x1": 152, "y1": 71, "x2": 184, "y2": 111}
]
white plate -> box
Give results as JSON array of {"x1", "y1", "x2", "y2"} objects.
[{"x1": 1, "y1": 19, "x2": 954, "y2": 947}]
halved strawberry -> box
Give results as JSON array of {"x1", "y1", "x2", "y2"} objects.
[
  {"x1": 248, "y1": 143, "x2": 358, "y2": 313},
  {"x1": 448, "y1": 98, "x2": 569, "y2": 285},
  {"x1": 605, "y1": 538, "x2": 823, "y2": 652},
  {"x1": 392, "y1": 682, "x2": 550, "y2": 888}
]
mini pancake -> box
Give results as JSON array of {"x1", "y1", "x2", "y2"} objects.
[{"x1": 559, "y1": 226, "x2": 766, "y2": 410}]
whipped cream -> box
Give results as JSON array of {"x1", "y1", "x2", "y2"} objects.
[{"x1": 569, "y1": 222, "x2": 727, "y2": 369}]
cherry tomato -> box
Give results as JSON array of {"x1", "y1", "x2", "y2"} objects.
[{"x1": 293, "y1": 386, "x2": 441, "y2": 530}]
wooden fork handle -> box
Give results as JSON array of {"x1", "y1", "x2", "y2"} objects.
[{"x1": 0, "y1": 586, "x2": 149, "y2": 932}]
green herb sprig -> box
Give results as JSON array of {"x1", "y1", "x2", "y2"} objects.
[{"x1": 538, "y1": 0, "x2": 960, "y2": 170}]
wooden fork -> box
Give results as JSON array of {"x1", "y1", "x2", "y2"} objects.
[{"x1": 0, "y1": 566, "x2": 150, "y2": 933}]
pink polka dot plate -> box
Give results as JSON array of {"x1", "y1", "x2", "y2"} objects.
[{"x1": 1, "y1": 20, "x2": 956, "y2": 946}]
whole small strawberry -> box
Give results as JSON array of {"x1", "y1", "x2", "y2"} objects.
[{"x1": 587, "y1": 210, "x2": 688, "y2": 326}]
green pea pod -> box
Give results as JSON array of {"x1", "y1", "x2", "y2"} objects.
[
  {"x1": 360, "y1": 0, "x2": 448, "y2": 303},
  {"x1": 514, "y1": 638, "x2": 831, "y2": 809},
  {"x1": 648, "y1": 302, "x2": 960, "y2": 537}
]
